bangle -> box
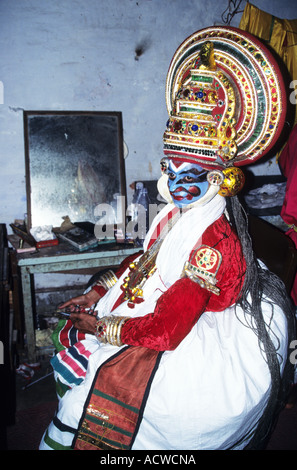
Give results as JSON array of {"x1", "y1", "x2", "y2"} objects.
[
  {"x1": 95, "y1": 316, "x2": 130, "y2": 347},
  {"x1": 116, "y1": 317, "x2": 129, "y2": 346},
  {"x1": 95, "y1": 270, "x2": 118, "y2": 291},
  {"x1": 95, "y1": 318, "x2": 107, "y2": 343}
]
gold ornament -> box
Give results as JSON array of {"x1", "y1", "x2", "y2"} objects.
[
  {"x1": 95, "y1": 316, "x2": 130, "y2": 346},
  {"x1": 218, "y1": 167, "x2": 245, "y2": 197},
  {"x1": 164, "y1": 26, "x2": 287, "y2": 169}
]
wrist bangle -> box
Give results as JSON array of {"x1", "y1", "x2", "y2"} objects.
[
  {"x1": 95, "y1": 270, "x2": 118, "y2": 291},
  {"x1": 95, "y1": 316, "x2": 130, "y2": 347}
]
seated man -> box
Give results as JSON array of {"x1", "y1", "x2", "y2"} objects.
[{"x1": 40, "y1": 26, "x2": 296, "y2": 451}]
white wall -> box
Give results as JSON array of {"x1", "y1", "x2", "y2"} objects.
[
  {"x1": 1, "y1": 0, "x2": 296, "y2": 231},
  {"x1": 0, "y1": 0, "x2": 296, "y2": 307}
]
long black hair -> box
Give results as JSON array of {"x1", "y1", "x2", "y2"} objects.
[{"x1": 226, "y1": 195, "x2": 296, "y2": 449}]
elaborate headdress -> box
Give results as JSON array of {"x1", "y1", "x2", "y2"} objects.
[
  {"x1": 161, "y1": 28, "x2": 295, "y2": 450},
  {"x1": 161, "y1": 26, "x2": 287, "y2": 198}
]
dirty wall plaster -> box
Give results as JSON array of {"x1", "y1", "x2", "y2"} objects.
[{"x1": 0, "y1": 0, "x2": 296, "y2": 304}]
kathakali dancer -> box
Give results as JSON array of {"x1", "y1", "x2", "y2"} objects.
[{"x1": 40, "y1": 26, "x2": 296, "y2": 451}]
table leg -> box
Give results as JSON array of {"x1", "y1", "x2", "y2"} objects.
[{"x1": 20, "y1": 267, "x2": 36, "y2": 363}]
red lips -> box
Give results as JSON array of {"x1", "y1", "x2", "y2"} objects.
[{"x1": 171, "y1": 186, "x2": 200, "y2": 201}]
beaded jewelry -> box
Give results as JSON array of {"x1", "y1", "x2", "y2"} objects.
[{"x1": 121, "y1": 210, "x2": 180, "y2": 307}]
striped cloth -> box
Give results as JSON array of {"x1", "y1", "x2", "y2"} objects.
[{"x1": 51, "y1": 319, "x2": 97, "y2": 392}]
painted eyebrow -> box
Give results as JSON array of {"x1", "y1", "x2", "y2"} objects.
[{"x1": 172, "y1": 169, "x2": 207, "y2": 176}]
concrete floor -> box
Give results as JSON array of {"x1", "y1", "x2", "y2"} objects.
[{"x1": 14, "y1": 356, "x2": 57, "y2": 412}]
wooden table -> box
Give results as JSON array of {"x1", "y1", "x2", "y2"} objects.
[{"x1": 9, "y1": 236, "x2": 139, "y2": 362}]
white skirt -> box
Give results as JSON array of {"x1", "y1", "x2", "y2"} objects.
[{"x1": 39, "y1": 298, "x2": 288, "y2": 450}]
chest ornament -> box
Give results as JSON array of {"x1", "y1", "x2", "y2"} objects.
[{"x1": 121, "y1": 211, "x2": 180, "y2": 308}]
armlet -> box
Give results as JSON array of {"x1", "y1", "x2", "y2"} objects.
[
  {"x1": 182, "y1": 245, "x2": 222, "y2": 295},
  {"x1": 95, "y1": 270, "x2": 118, "y2": 290}
]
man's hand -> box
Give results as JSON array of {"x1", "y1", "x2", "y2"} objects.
[
  {"x1": 70, "y1": 312, "x2": 97, "y2": 335},
  {"x1": 58, "y1": 289, "x2": 101, "y2": 312}
]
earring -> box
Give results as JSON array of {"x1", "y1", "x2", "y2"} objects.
[
  {"x1": 160, "y1": 157, "x2": 169, "y2": 173},
  {"x1": 218, "y1": 167, "x2": 245, "y2": 197},
  {"x1": 207, "y1": 170, "x2": 224, "y2": 186}
]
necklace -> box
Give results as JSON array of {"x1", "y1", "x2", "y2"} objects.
[{"x1": 121, "y1": 209, "x2": 180, "y2": 308}]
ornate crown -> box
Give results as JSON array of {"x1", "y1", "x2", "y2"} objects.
[{"x1": 163, "y1": 26, "x2": 287, "y2": 171}]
